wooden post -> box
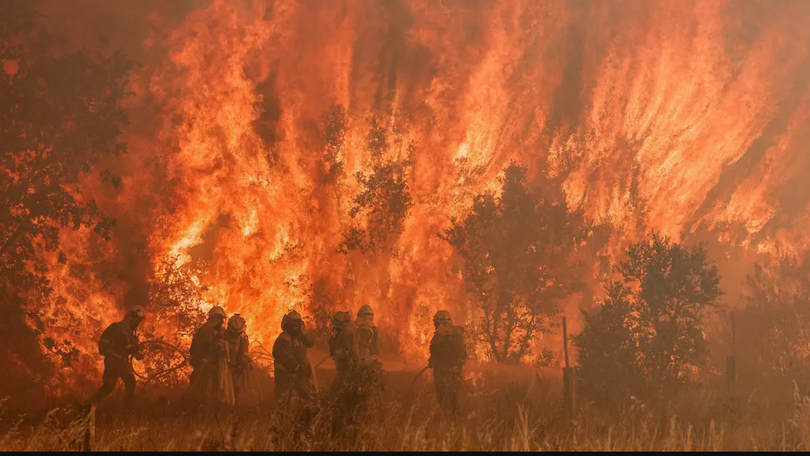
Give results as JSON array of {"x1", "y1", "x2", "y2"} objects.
[
  {"x1": 563, "y1": 316, "x2": 570, "y2": 368},
  {"x1": 81, "y1": 404, "x2": 95, "y2": 452},
  {"x1": 562, "y1": 316, "x2": 576, "y2": 419},
  {"x1": 726, "y1": 311, "x2": 737, "y2": 389}
]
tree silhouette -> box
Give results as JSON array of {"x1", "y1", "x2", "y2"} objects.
[
  {"x1": 736, "y1": 253, "x2": 810, "y2": 387},
  {"x1": 320, "y1": 104, "x2": 347, "y2": 186},
  {"x1": 0, "y1": 0, "x2": 132, "y2": 392},
  {"x1": 339, "y1": 116, "x2": 412, "y2": 254},
  {"x1": 575, "y1": 234, "x2": 722, "y2": 403},
  {"x1": 441, "y1": 162, "x2": 587, "y2": 363},
  {"x1": 138, "y1": 256, "x2": 208, "y2": 387}
]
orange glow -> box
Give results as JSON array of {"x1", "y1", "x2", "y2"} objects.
[{"x1": 23, "y1": 0, "x2": 810, "y2": 388}]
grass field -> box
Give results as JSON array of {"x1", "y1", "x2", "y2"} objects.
[{"x1": 2, "y1": 358, "x2": 809, "y2": 451}]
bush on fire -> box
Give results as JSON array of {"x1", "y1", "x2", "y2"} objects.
[{"x1": 0, "y1": 1, "x2": 132, "y2": 402}]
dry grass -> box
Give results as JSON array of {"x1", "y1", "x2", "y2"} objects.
[{"x1": 1, "y1": 366, "x2": 808, "y2": 451}]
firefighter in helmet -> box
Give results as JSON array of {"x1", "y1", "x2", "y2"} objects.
[
  {"x1": 272, "y1": 310, "x2": 314, "y2": 404},
  {"x1": 185, "y1": 305, "x2": 234, "y2": 406},
  {"x1": 349, "y1": 305, "x2": 385, "y2": 412},
  {"x1": 226, "y1": 313, "x2": 252, "y2": 401},
  {"x1": 329, "y1": 310, "x2": 372, "y2": 436},
  {"x1": 354, "y1": 305, "x2": 380, "y2": 361},
  {"x1": 328, "y1": 310, "x2": 357, "y2": 384},
  {"x1": 88, "y1": 306, "x2": 145, "y2": 405},
  {"x1": 428, "y1": 310, "x2": 467, "y2": 416}
]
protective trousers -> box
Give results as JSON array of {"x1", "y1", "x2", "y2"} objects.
[{"x1": 90, "y1": 358, "x2": 135, "y2": 404}]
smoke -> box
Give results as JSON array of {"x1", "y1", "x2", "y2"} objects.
[{"x1": 17, "y1": 0, "x2": 810, "y2": 392}]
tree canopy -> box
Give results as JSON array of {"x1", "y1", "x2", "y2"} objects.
[
  {"x1": 0, "y1": 0, "x2": 131, "y2": 397},
  {"x1": 575, "y1": 234, "x2": 723, "y2": 403},
  {"x1": 442, "y1": 162, "x2": 588, "y2": 363}
]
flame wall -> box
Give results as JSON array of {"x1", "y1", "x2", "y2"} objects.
[{"x1": 23, "y1": 0, "x2": 810, "y2": 389}]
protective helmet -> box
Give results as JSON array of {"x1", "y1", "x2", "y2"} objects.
[
  {"x1": 357, "y1": 304, "x2": 374, "y2": 317},
  {"x1": 208, "y1": 306, "x2": 227, "y2": 319},
  {"x1": 228, "y1": 313, "x2": 246, "y2": 332},
  {"x1": 127, "y1": 305, "x2": 146, "y2": 320},
  {"x1": 332, "y1": 311, "x2": 351, "y2": 329},
  {"x1": 433, "y1": 310, "x2": 452, "y2": 326},
  {"x1": 281, "y1": 310, "x2": 303, "y2": 332}
]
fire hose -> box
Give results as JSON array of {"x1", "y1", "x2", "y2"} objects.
[
  {"x1": 408, "y1": 365, "x2": 431, "y2": 395},
  {"x1": 313, "y1": 353, "x2": 331, "y2": 369},
  {"x1": 128, "y1": 340, "x2": 263, "y2": 404},
  {"x1": 249, "y1": 340, "x2": 274, "y2": 368},
  {"x1": 128, "y1": 340, "x2": 189, "y2": 382}
]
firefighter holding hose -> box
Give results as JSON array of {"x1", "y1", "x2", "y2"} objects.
[
  {"x1": 272, "y1": 310, "x2": 315, "y2": 404},
  {"x1": 88, "y1": 306, "x2": 146, "y2": 406}
]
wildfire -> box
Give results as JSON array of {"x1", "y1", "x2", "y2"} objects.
[{"x1": 21, "y1": 0, "x2": 810, "y2": 389}]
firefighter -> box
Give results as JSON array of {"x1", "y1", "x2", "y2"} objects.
[
  {"x1": 347, "y1": 305, "x2": 385, "y2": 416},
  {"x1": 225, "y1": 313, "x2": 252, "y2": 401},
  {"x1": 327, "y1": 310, "x2": 366, "y2": 437},
  {"x1": 353, "y1": 304, "x2": 380, "y2": 361},
  {"x1": 185, "y1": 306, "x2": 234, "y2": 407},
  {"x1": 428, "y1": 310, "x2": 467, "y2": 416},
  {"x1": 272, "y1": 310, "x2": 314, "y2": 404},
  {"x1": 328, "y1": 311, "x2": 357, "y2": 385},
  {"x1": 88, "y1": 306, "x2": 145, "y2": 405}
]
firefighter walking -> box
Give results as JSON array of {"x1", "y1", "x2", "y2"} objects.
[{"x1": 88, "y1": 306, "x2": 146, "y2": 406}]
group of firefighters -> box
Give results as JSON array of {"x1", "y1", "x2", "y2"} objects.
[{"x1": 87, "y1": 304, "x2": 468, "y2": 420}]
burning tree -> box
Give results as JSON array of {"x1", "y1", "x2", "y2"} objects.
[
  {"x1": 0, "y1": 1, "x2": 131, "y2": 398},
  {"x1": 340, "y1": 116, "x2": 413, "y2": 254},
  {"x1": 148, "y1": 257, "x2": 208, "y2": 338},
  {"x1": 441, "y1": 163, "x2": 587, "y2": 363},
  {"x1": 319, "y1": 104, "x2": 347, "y2": 186},
  {"x1": 575, "y1": 234, "x2": 722, "y2": 403}
]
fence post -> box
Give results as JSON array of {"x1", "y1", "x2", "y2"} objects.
[
  {"x1": 726, "y1": 311, "x2": 737, "y2": 390},
  {"x1": 81, "y1": 404, "x2": 95, "y2": 451},
  {"x1": 562, "y1": 316, "x2": 576, "y2": 419}
]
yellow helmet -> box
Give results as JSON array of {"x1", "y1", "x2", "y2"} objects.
[
  {"x1": 281, "y1": 310, "x2": 303, "y2": 332},
  {"x1": 357, "y1": 304, "x2": 374, "y2": 318},
  {"x1": 208, "y1": 306, "x2": 227, "y2": 319},
  {"x1": 332, "y1": 311, "x2": 351, "y2": 329},
  {"x1": 433, "y1": 310, "x2": 452, "y2": 327},
  {"x1": 228, "y1": 313, "x2": 246, "y2": 332},
  {"x1": 128, "y1": 305, "x2": 146, "y2": 320}
]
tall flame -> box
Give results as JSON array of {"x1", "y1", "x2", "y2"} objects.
[{"x1": 26, "y1": 0, "x2": 810, "y2": 386}]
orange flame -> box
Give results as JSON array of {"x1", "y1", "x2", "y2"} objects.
[{"x1": 24, "y1": 0, "x2": 810, "y2": 388}]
